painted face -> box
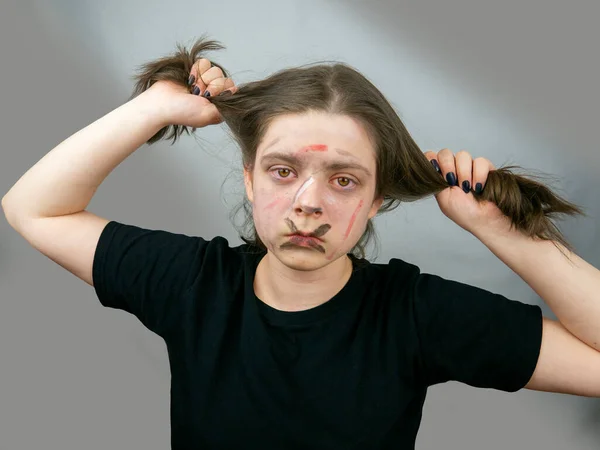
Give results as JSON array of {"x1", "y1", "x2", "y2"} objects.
[{"x1": 244, "y1": 111, "x2": 383, "y2": 271}]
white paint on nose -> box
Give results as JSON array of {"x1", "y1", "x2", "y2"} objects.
[{"x1": 292, "y1": 176, "x2": 315, "y2": 205}]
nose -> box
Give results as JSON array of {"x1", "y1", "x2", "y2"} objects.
[
  {"x1": 297, "y1": 204, "x2": 322, "y2": 216},
  {"x1": 292, "y1": 177, "x2": 324, "y2": 217}
]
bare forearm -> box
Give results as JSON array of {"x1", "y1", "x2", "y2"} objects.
[
  {"x1": 2, "y1": 90, "x2": 166, "y2": 222},
  {"x1": 474, "y1": 218, "x2": 600, "y2": 351}
]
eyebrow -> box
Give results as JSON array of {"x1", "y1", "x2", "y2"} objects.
[{"x1": 260, "y1": 151, "x2": 373, "y2": 177}]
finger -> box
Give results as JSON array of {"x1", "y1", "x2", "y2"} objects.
[
  {"x1": 472, "y1": 157, "x2": 494, "y2": 194},
  {"x1": 200, "y1": 66, "x2": 227, "y2": 97},
  {"x1": 423, "y1": 150, "x2": 443, "y2": 176},
  {"x1": 423, "y1": 151, "x2": 438, "y2": 162},
  {"x1": 223, "y1": 77, "x2": 239, "y2": 94},
  {"x1": 215, "y1": 79, "x2": 239, "y2": 98},
  {"x1": 223, "y1": 77, "x2": 235, "y2": 90},
  {"x1": 436, "y1": 148, "x2": 458, "y2": 186},
  {"x1": 455, "y1": 150, "x2": 473, "y2": 194},
  {"x1": 189, "y1": 58, "x2": 211, "y2": 95}
]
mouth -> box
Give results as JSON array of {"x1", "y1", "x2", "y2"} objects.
[{"x1": 286, "y1": 232, "x2": 323, "y2": 242}]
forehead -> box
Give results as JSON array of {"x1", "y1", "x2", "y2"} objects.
[{"x1": 257, "y1": 112, "x2": 376, "y2": 166}]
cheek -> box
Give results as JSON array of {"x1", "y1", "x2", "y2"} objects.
[
  {"x1": 253, "y1": 190, "x2": 292, "y2": 230},
  {"x1": 322, "y1": 200, "x2": 367, "y2": 260},
  {"x1": 323, "y1": 195, "x2": 363, "y2": 228},
  {"x1": 264, "y1": 197, "x2": 284, "y2": 211},
  {"x1": 258, "y1": 187, "x2": 295, "y2": 212}
]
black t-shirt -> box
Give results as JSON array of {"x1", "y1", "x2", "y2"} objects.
[{"x1": 92, "y1": 221, "x2": 543, "y2": 449}]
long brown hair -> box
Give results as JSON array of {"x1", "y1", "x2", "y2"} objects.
[{"x1": 131, "y1": 36, "x2": 584, "y2": 259}]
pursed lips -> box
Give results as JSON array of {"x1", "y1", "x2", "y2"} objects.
[{"x1": 281, "y1": 219, "x2": 331, "y2": 253}]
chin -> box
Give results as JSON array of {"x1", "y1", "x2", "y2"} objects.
[{"x1": 273, "y1": 246, "x2": 345, "y2": 272}]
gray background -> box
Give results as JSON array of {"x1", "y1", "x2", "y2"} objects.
[{"x1": 1, "y1": 0, "x2": 599, "y2": 448}]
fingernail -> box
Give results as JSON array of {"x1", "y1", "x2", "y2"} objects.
[
  {"x1": 187, "y1": 75, "x2": 196, "y2": 86},
  {"x1": 475, "y1": 183, "x2": 483, "y2": 194},
  {"x1": 462, "y1": 180, "x2": 471, "y2": 193},
  {"x1": 446, "y1": 172, "x2": 458, "y2": 186},
  {"x1": 431, "y1": 159, "x2": 442, "y2": 174},
  {"x1": 192, "y1": 86, "x2": 200, "y2": 95},
  {"x1": 203, "y1": 90, "x2": 211, "y2": 98}
]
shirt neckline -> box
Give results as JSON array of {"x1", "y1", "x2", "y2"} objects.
[{"x1": 243, "y1": 249, "x2": 368, "y2": 328}]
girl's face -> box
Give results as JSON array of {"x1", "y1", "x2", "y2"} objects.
[{"x1": 244, "y1": 111, "x2": 383, "y2": 271}]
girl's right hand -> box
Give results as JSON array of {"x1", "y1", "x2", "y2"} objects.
[{"x1": 147, "y1": 58, "x2": 237, "y2": 129}]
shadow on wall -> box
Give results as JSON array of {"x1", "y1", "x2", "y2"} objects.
[
  {"x1": 333, "y1": 0, "x2": 600, "y2": 442},
  {"x1": 1, "y1": 2, "x2": 231, "y2": 377},
  {"x1": 3, "y1": 1, "x2": 600, "y2": 447}
]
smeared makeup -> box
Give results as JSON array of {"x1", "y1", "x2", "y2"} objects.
[
  {"x1": 291, "y1": 176, "x2": 315, "y2": 206},
  {"x1": 343, "y1": 199, "x2": 364, "y2": 240},
  {"x1": 300, "y1": 144, "x2": 328, "y2": 153},
  {"x1": 284, "y1": 218, "x2": 331, "y2": 238},
  {"x1": 265, "y1": 198, "x2": 283, "y2": 210},
  {"x1": 281, "y1": 236, "x2": 326, "y2": 253},
  {"x1": 284, "y1": 218, "x2": 298, "y2": 233},
  {"x1": 249, "y1": 111, "x2": 379, "y2": 273},
  {"x1": 322, "y1": 192, "x2": 337, "y2": 206},
  {"x1": 281, "y1": 219, "x2": 331, "y2": 254}
]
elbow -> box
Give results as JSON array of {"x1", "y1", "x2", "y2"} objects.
[{"x1": 2, "y1": 195, "x2": 24, "y2": 229}]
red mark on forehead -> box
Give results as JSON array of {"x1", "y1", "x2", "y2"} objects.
[
  {"x1": 343, "y1": 199, "x2": 364, "y2": 240},
  {"x1": 299, "y1": 144, "x2": 328, "y2": 153}
]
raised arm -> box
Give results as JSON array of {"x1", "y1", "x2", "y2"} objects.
[{"x1": 2, "y1": 58, "x2": 234, "y2": 286}]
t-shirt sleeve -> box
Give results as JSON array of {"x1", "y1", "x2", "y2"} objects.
[
  {"x1": 92, "y1": 220, "x2": 209, "y2": 337},
  {"x1": 411, "y1": 272, "x2": 543, "y2": 392}
]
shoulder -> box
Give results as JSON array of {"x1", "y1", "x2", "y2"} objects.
[
  {"x1": 352, "y1": 255, "x2": 422, "y2": 293},
  {"x1": 95, "y1": 220, "x2": 264, "y2": 286}
]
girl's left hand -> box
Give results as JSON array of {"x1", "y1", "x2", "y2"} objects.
[{"x1": 424, "y1": 149, "x2": 506, "y2": 234}]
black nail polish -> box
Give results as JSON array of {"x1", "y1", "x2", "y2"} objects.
[
  {"x1": 446, "y1": 172, "x2": 458, "y2": 186},
  {"x1": 203, "y1": 91, "x2": 211, "y2": 98},
  {"x1": 192, "y1": 86, "x2": 200, "y2": 95},
  {"x1": 462, "y1": 180, "x2": 471, "y2": 193},
  {"x1": 187, "y1": 75, "x2": 196, "y2": 86},
  {"x1": 475, "y1": 183, "x2": 483, "y2": 194},
  {"x1": 431, "y1": 159, "x2": 442, "y2": 174}
]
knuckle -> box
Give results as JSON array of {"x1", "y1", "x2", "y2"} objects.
[
  {"x1": 209, "y1": 76, "x2": 226, "y2": 87},
  {"x1": 200, "y1": 67, "x2": 217, "y2": 83},
  {"x1": 437, "y1": 148, "x2": 453, "y2": 162},
  {"x1": 197, "y1": 58, "x2": 211, "y2": 74},
  {"x1": 212, "y1": 66, "x2": 224, "y2": 78}
]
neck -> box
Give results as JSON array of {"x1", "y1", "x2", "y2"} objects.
[{"x1": 254, "y1": 252, "x2": 353, "y2": 312}]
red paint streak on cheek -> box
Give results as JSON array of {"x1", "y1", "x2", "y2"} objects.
[
  {"x1": 343, "y1": 200, "x2": 364, "y2": 240},
  {"x1": 299, "y1": 144, "x2": 328, "y2": 153},
  {"x1": 265, "y1": 198, "x2": 282, "y2": 210}
]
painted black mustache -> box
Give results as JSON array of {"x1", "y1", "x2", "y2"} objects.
[
  {"x1": 284, "y1": 218, "x2": 331, "y2": 238},
  {"x1": 281, "y1": 219, "x2": 331, "y2": 253}
]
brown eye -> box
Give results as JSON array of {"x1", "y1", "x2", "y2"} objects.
[
  {"x1": 337, "y1": 177, "x2": 350, "y2": 187},
  {"x1": 278, "y1": 169, "x2": 291, "y2": 177}
]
